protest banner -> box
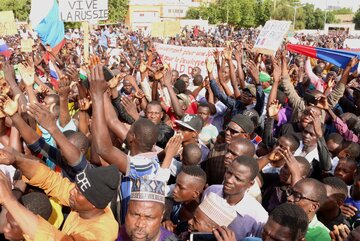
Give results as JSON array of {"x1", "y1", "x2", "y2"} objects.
[
  {"x1": 21, "y1": 39, "x2": 35, "y2": 53},
  {"x1": 0, "y1": 11, "x2": 18, "y2": 36},
  {"x1": 154, "y1": 43, "x2": 223, "y2": 76},
  {"x1": 344, "y1": 39, "x2": 360, "y2": 52},
  {"x1": 59, "y1": 0, "x2": 108, "y2": 22},
  {"x1": 252, "y1": 20, "x2": 291, "y2": 55}
]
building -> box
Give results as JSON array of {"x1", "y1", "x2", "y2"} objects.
[{"x1": 125, "y1": 0, "x2": 208, "y2": 30}]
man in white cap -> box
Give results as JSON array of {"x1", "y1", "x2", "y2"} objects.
[
  {"x1": 188, "y1": 192, "x2": 237, "y2": 241},
  {"x1": 203, "y1": 155, "x2": 268, "y2": 240},
  {"x1": 118, "y1": 178, "x2": 177, "y2": 241}
]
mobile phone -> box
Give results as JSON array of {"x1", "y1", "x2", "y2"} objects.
[
  {"x1": 103, "y1": 66, "x2": 114, "y2": 82},
  {"x1": 303, "y1": 92, "x2": 317, "y2": 105},
  {"x1": 190, "y1": 232, "x2": 216, "y2": 241}
]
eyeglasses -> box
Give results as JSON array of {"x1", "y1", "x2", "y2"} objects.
[
  {"x1": 225, "y1": 126, "x2": 247, "y2": 135},
  {"x1": 286, "y1": 188, "x2": 319, "y2": 203}
]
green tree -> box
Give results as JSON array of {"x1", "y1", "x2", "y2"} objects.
[
  {"x1": 331, "y1": 8, "x2": 353, "y2": 15},
  {"x1": 0, "y1": 0, "x2": 30, "y2": 21},
  {"x1": 255, "y1": 0, "x2": 272, "y2": 26},
  {"x1": 108, "y1": 0, "x2": 128, "y2": 22},
  {"x1": 354, "y1": 8, "x2": 360, "y2": 29},
  {"x1": 186, "y1": 7, "x2": 201, "y2": 19}
]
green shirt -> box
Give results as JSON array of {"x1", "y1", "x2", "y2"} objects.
[{"x1": 305, "y1": 215, "x2": 331, "y2": 241}]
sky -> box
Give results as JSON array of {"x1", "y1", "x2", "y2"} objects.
[{"x1": 301, "y1": 0, "x2": 360, "y2": 11}]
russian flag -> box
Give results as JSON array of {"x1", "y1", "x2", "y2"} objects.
[
  {"x1": 49, "y1": 61, "x2": 59, "y2": 89},
  {"x1": 30, "y1": 0, "x2": 65, "y2": 55},
  {"x1": 287, "y1": 44, "x2": 360, "y2": 72},
  {"x1": 0, "y1": 39, "x2": 11, "y2": 58}
]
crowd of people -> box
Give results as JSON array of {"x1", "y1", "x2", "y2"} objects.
[{"x1": 0, "y1": 23, "x2": 359, "y2": 241}]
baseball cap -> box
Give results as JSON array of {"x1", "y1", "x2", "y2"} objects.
[{"x1": 175, "y1": 114, "x2": 203, "y2": 133}]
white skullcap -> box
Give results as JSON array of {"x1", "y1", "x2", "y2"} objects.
[{"x1": 199, "y1": 193, "x2": 237, "y2": 227}]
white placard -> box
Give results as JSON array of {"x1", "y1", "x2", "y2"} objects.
[
  {"x1": 344, "y1": 39, "x2": 360, "y2": 52},
  {"x1": 154, "y1": 43, "x2": 223, "y2": 76},
  {"x1": 59, "y1": 0, "x2": 108, "y2": 22},
  {"x1": 252, "y1": 20, "x2": 291, "y2": 55}
]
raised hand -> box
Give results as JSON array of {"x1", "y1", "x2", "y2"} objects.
[
  {"x1": 134, "y1": 89, "x2": 145, "y2": 100},
  {"x1": 340, "y1": 204, "x2": 357, "y2": 219},
  {"x1": 267, "y1": 99, "x2": 282, "y2": 118},
  {"x1": 279, "y1": 147, "x2": 299, "y2": 171},
  {"x1": 89, "y1": 55, "x2": 101, "y2": 71},
  {"x1": 330, "y1": 224, "x2": 351, "y2": 241},
  {"x1": 35, "y1": 85, "x2": 50, "y2": 95},
  {"x1": 162, "y1": 220, "x2": 177, "y2": 233},
  {"x1": 0, "y1": 77, "x2": 10, "y2": 95},
  {"x1": 246, "y1": 59, "x2": 260, "y2": 83},
  {"x1": 309, "y1": 108, "x2": 323, "y2": 138},
  {"x1": 162, "y1": 66, "x2": 172, "y2": 87},
  {"x1": 223, "y1": 49, "x2": 232, "y2": 61},
  {"x1": 26, "y1": 102, "x2": 57, "y2": 131},
  {"x1": 327, "y1": 78, "x2": 335, "y2": 89},
  {"x1": 18, "y1": 63, "x2": 35, "y2": 86},
  {"x1": 165, "y1": 134, "x2": 183, "y2": 158},
  {"x1": 347, "y1": 56, "x2": 359, "y2": 68},
  {"x1": 58, "y1": 76, "x2": 71, "y2": 97},
  {"x1": 271, "y1": 56, "x2": 281, "y2": 81},
  {"x1": 213, "y1": 226, "x2": 237, "y2": 241},
  {"x1": 66, "y1": 66, "x2": 79, "y2": 82},
  {"x1": 234, "y1": 49, "x2": 242, "y2": 62},
  {"x1": 88, "y1": 64, "x2": 108, "y2": 98},
  {"x1": 3, "y1": 63, "x2": 16, "y2": 85},
  {"x1": 121, "y1": 96, "x2": 140, "y2": 120},
  {"x1": 268, "y1": 146, "x2": 282, "y2": 162},
  {"x1": 78, "y1": 97, "x2": 92, "y2": 111},
  {"x1": 213, "y1": 49, "x2": 220, "y2": 63},
  {"x1": 139, "y1": 61, "x2": 147, "y2": 73},
  {"x1": 205, "y1": 58, "x2": 214, "y2": 74},
  {"x1": 0, "y1": 94, "x2": 20, "y2": 116},
  {"x1": 108, "y1": 73, "x2": 124, "y2": 89},
  {"x1": 315, "y1": 94, "x2": 329, "y2": 110}
]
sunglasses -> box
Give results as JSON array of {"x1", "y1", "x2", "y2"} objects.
[
  {"x1": 286, "y1": 188, "x2": 319, "y2": 203},
  {"x1": 225, "y1": 126, "x2": 247, "y2": 135}
]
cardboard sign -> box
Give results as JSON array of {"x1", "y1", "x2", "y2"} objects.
[
  {"x1": 154, "y1": 43, "x2": 223, "y2": 76},
  {"x1": 151, "y1": 21, "x2": 180, "y2": 38},
  {"x1": 21, "y1": 39, "x2": 34, "y2": 52},
  {"x1": 163, "y1": 21, "x2": 180, "y2": 37},
  {"x1": 59, "y1": 0, "x2": 108, "y2": 22},
  {"x1": 344, "y1": 39, "x2": 360, "y2": 52},
  {"x1": 151, "y1": 22, "x2": 164, "y2": 38},
  {"x1": 252, "y1": 20, "x2": 291, "y2": 55},
  {"x1": 0, "y1": 11, "x2": 17, "y2": 36}
]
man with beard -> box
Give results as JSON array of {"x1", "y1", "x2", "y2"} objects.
[{"x1": 118, "y1": 179, "x2": 178, "y2": 241}]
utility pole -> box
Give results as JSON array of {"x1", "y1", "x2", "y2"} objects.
[
  {"x1": 324, "y1": 0, "x2": 328, "y2": 30},
  {"x1": 226, "y1": 0, "x2": 229, "y2": 24}
]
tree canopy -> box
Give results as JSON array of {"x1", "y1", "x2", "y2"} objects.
[{"x1": 186, "y1": 0, "x2": 342, "y2": 29}]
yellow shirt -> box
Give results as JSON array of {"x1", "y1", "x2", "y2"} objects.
[{"x1": 24, "y1": 164, "x2": 118, "y2": 241}]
